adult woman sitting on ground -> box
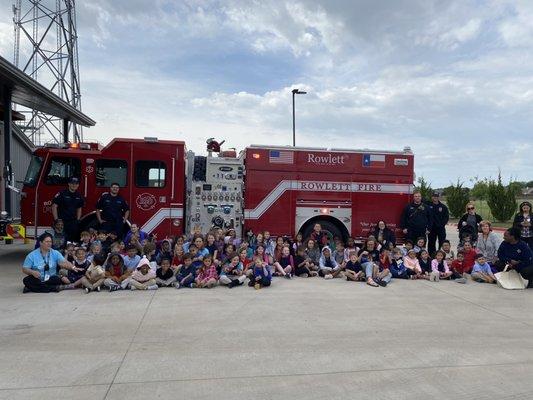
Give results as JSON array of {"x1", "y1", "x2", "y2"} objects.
[
  {"x1": 371, "y1": 220, "x2": 396, "y2": 249},
  {"x1": 22, "y1": 232, "x2": 81, "y2": 293},
  {"x1": 513, "y1": 201, "x2": 533, "y2": 249},
  {"x1": 476, "y1": 221, "x2": 502, "y2": 267},
  {"x1": 458, "y1": 202, "x2": 483, "y2": 244}
]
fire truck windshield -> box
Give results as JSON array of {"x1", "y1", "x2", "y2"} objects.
[{"x1": 23, "y1": 155, "x2": 43, "y2": 187}]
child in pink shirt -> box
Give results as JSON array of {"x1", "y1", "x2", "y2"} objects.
[{"x1": 403, "y1": 249, "x2": 422, "y2": 278}]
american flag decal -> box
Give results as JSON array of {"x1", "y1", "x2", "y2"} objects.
[{"x1": 269, "y1": 150, "x2": 294, "y2": 164}]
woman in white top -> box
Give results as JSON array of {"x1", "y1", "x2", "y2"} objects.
[{"x1": 476, "y1": 221, "x2": 502, "y2": 266}]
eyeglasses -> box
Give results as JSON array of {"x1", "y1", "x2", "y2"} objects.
[{"x1": 467, "y1": 207, "x2": 475, "y2": 210}]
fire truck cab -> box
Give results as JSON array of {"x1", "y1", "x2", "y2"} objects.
[{"x1": 20, "y1": 138, "x2": 186, "y2": 239}]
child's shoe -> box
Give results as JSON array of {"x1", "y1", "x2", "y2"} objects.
[
  {"x1": 130, "y1": 286, "x2": 137, "y2": 290},
  {"x1": 324, "y1": 274, "x2": 333, "y2": 280},
  {"x1": 254, "y1": 283, "x2": 261, "y2": 290},
  {"x1": 85, "y1": 287, "x2": 91, "y2": 294},
  {"x1": 147, "y1": 285, "x2": 158, "y2": 290}
]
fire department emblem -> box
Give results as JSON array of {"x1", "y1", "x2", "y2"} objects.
[
  {"x1": 136, "y1": 193, "x2": 157, "y2": 211},
  {"x1": 85, "y1": 166, "x2": 94, "y2": 174}
]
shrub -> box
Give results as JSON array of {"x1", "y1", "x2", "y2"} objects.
[
  {"x1": 444, "y1": 180, "x2": 470, "y2": 218},
  {"x1": 487, "y1": 173, "x2": 518, "y2": 222},
  {"x1": 415, "y1": 176, "x2": 433, "y2": 202}
]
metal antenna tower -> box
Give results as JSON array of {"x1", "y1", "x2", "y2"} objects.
[{"x1": 12, "y1": 0, "x2": 83, "y2": 144}]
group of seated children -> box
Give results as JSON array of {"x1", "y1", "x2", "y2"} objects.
[{"x1": 54, "y1": 222, "x2": 499, "y2": 293}]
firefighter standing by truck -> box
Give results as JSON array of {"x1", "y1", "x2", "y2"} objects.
[
  {"x1": 400, "y1": 191, "x2": 432, "y2": 243},
  {"x1": 96, "y1": 183, "x2": 130, "y2": 238},
  {"x1": 51, "y1": 177, "x2": 85, "y2": 242}
]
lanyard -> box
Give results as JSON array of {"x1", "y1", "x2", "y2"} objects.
[{"x1": 40, "y1": 250, "x2": 50, "y2": 266}]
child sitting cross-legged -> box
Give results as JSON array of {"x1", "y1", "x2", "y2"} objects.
[
  {"x1": 249, "y1": 255, "x2": 272, "y2": 290},
  {"x1": 471, "y1": 254, "x2": 496, "y2": 284},
  {"x1": 81, "y1": 253, "x2": 106, "y2": 293},
  {"x1": 429, "y1": 250, "x2": 452, "y2": 281},
  {"x1": 130, "y1": 257, "x2": 158, "y2": 290},
  {"x1": 344, "y1": 250, "x2": 364, "y2": 282},
  {"x1": 195, "y1": 255, "x2": 218, "y2": 289},
  {"x1": 175, "y1": 253, "x2": 197, "y2": 289},
  {"x1": 219, "y1": 253, "x2": 246, "y2": 288},
  {"x1": 60, "y1": 246, "x2": 90, "y2": 290},
  {"x1": 155, "y1": 257, "x2": 176, "y2": 287},
  {"x1": 104, "y1": 252, "x2": 130, "y2": 291},
  {"x1": 319, "y1": 246, "x2": 342, "y2": 279},
  {"x1": 294, "y1": 245, "x2": 318, "y2": 278},
  {"x1": 390, "y1": 247, "x2": 411, "y2": 279},
  {"x1": 404, "y1": 248, "x2": 423, "y2": 279}
]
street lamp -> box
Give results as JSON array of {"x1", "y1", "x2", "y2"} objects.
[{"x1": 292, "y1": 88, "x2": 307, "y2": 147}]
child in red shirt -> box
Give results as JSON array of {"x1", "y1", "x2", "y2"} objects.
[
  {"x1": 461, "y1": 242, "x2": 478, "y2": 274},
  {"x1": 450, "y1": 251, "x2": 468, "y2": 283}
]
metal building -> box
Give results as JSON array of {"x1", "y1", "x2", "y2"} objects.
[{"x1": 0, "y1": 55, "x2": 95, "y2": 220}]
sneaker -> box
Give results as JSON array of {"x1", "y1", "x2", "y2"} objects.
[
  {"x1": 109, "y1": 285, "x2": 119, "y2": 292},
  {"x1": 377, "y1": 280, "x2": 388, "y2": 287},
  {"x1": 130, "y1": 286, "x2": 137, "y2": 290},
  {"x1": 188, "y1": 283, "x2": 196, "y2": 288},
  {"x1": 227, "y1": 280, "x2": 236, "y2": 288},
  {"x1": 254, "y1": 283, "x2": 261, "y2": 290},
  {"x1": 248, "y1": 280, "x2": 255, "y2": 287},
  {"x1": 455, "y1": 277, "x2": 467, "y2": 284},
  {"x1": 175, "y1": 283, "x2": 181, "y2": 289},
  {"x1": 147, "y1": 284, "x2": 158, "y2": 290},
  {"x1": 324, "y1": 274, "x2": 333, "y2": 280},
  {"x1": 85, "y1": 287, "x2": 91, "y2": 294},
  {"x1": 285, "y1": 273, "x2": 292, "y2": 279},
  {"x1": 95, "y1": 286, "x2": 101, "y2": 292},
  {"x1": 23, "y1": 287, "x2": 30, "y2": 294}
]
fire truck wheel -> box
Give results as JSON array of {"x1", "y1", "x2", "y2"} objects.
[
  {"x1": 193, "y1": 156, "x2": 207, "y2": 181},
  {"x1": 301, "y1": 219, "x2": 346, "y2": 243}
]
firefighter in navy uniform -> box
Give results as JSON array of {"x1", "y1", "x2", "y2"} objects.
[
  {"x1": 51, "y1": 177, "x2": 85, "y2": 242},
  {"x1": 427, "y1": 192, "x2": 449, "y2": 256},
  {"x1": 96, "y1": 183, "x2": 129, "y2": 238},
  {"x1": 400, "y1": 191, "x2": 432, "y2": 243}
]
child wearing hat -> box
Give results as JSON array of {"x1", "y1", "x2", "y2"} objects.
[
  {"x1": 318, "y1": 246, "x2": 342, "y2": 279},
  {"x1": 130, "y1": 257, "x2": 158, "y2": 290}
]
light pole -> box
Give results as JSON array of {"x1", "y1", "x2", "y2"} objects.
[{"x1": 292, "y1": 88, "x2": 307, "y2": 146}]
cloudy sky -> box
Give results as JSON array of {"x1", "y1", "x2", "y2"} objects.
[{"x1": 1, "y1": 0, "x2": 532, "y2": 187}]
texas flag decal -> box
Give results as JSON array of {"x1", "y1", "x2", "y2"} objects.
[{"x1": 362, "y1": 154, "x2": 386, "y2": 168}]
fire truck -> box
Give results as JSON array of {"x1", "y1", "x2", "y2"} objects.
[{"x1": 20, "y1": 137, "x2": 414, "y2": 242}]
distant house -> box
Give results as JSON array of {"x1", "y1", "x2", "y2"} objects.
[{"x1": 522, "y1": 187, "x2": 533, "y2": 197}]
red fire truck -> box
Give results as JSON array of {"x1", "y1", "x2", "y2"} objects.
[{"x1": 20, "y1": 137, "x2": 414, "y2": 242}]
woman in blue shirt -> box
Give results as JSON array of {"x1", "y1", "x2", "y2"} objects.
[{"x1": 22, "y1": 233, "x2": 81, "y2": 293}]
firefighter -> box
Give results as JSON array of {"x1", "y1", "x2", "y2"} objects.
[
  {"x1": 427, "y1": 192, "x2": 449, "y2": 256},
  {"x1": 51, "y1": 177, "x2": 84, "y2": 242},
  {"x1": 400, "y1": 191, "x2": 432, "y2": 243},
  {"x1": 96, "y1": 183, "x2": 130, "y2": 239}
]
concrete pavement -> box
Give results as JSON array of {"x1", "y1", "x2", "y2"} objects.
[{"x1": 1, "y1": 230, "x2": 532, "y2": 400}]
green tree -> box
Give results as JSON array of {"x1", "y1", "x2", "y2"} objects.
[
  {"x1": 487, "y1": 172, "x2": 519, "y2": 222},
  {"x1": 415, "y1": 176, "x2": 433, "y2": 202},
  {"x1": 444, "y1": 180, "x2": 470, "y2": 218},
  {"x1": 470, "y1": 178, "x2": 489, "y2": 200}
]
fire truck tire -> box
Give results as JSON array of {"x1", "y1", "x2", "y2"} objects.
[
  {"x1": 193, "y1": 156, "x2": 207, "y2": 181},
  {"x1": 301, "y1": 219, "x2": 345, "y2": 243}
]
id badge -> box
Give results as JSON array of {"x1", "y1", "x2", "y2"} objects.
[{"x1": 44, "y1": 273, "x2": 50, "y2": 281}]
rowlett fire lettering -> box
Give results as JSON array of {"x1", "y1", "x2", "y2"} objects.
[
  {"x1": 307, "y1": 153, "x2": 346, "y2": 165},
  {"x1": 298, "y1": 182, "x2": 383, "y2": 192}
]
